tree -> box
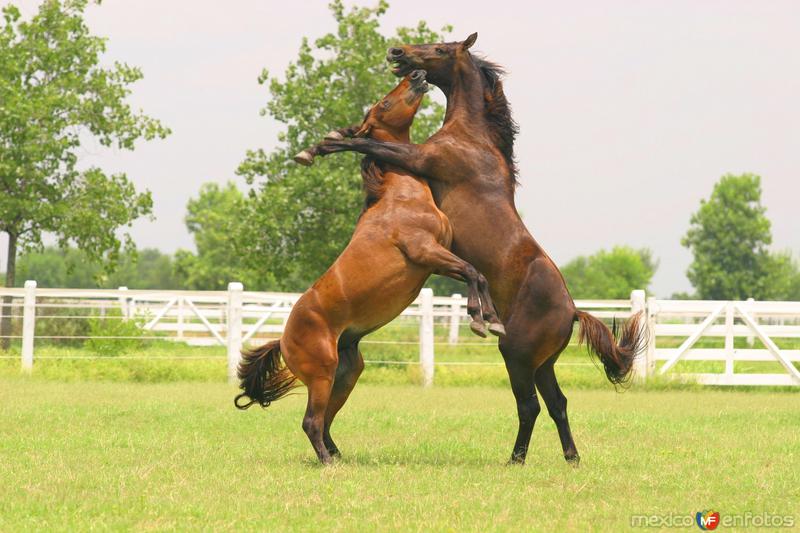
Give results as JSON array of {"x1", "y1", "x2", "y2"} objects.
[
  {"x1": 681, "y1": 173, "x2": 797, "y2": 300},
  {"x1": 15, "y1": 246, "x2": 179, "y2": 289},
  {"x1": 760, "y1": 250, "x2": 800, "y2": 301},
  {"x1": 561, "y1": 246, "x2": 657, "y2": 299},
  {"x1": 0, "y1": 1, "x2": 169, "y2": 346},
  {"x1": 15, "y1": 247, "x2": 98, "y2": 287},
  {"x1": 237, "y1": 0, "x2": 449, "y2": 291},
  {"x1": 174, "y1": 182, "x2": 273, "y2": 290},
  {"x1": 105, "y1": 248, "x2": 179, "y2": 289}
]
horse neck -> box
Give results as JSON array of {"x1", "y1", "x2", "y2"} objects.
[{"x1": 441, "y1": 59, "x2": 486, "y2": 126}]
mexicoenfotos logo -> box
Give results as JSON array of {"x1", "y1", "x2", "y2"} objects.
[
  {"x1": 696, "y1": 510, "x2": 720, "y2": 530},
  {"x1": 631, "y1": 510, "x2": 795, "y2": 528}
]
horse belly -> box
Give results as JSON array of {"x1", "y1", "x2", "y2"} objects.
[
  {"x1": 345, "y1": 261, "x2": 429, "y2": 332},
  {"x1": 327, "y1": 237, "x2": 428, "y2": 332},
  {"x1": 437, "y1": 189, "x2": 543, "y2": 314}
]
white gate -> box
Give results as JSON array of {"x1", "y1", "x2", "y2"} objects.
[{"x1": 647, "y1": 299, "x2": 800, "y2": 386}]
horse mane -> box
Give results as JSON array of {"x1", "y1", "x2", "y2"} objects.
[
  {"x1": 472, "y1": 56, "x2": 519, "y2": 185},
  {"x1": 359, "y1": 157, "x2": 385, "y2": 213}
]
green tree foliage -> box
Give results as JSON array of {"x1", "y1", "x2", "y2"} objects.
[
  {"x1": 682, "y1": 173, "x2": 798, "y2": 300},
  {"x1": 15, "y1": 247, "x2": 179, "y2": 289},
  {"x1": 0, "y1": 1, "x2": 169, "y2": 345},
  {"x1": 561, "y1": 246, "x2": 658, "y2": 299},
  {"x1": 237, "y1": 1, "x2": 449, "y2": 291},
  {"x1": 174, "y1": 182, "x2": 273, "y2": 291},
  {"x1": 105, "y1": 249, "x2": 179, "y2": 289},
  {"x1": 760, "y1": 250, "x2": 800, "y2": 301}
]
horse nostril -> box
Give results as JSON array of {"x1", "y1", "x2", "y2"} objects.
[{"x1": 389, "y1": 47, "x2": 404, "y2": 58}]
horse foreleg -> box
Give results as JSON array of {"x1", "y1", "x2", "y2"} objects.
[{"x1": 314, "y1": 138, "x2": 445, "y2": 181}]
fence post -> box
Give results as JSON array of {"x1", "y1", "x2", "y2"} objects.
[
  {"x1": 227, "y1": 282, "x2": 244, "y2": 384},
  {"x1": 646, "y1": 296, "x2": 657, "y2": 377},
  {"x1": 117, "y1": 286, "x2": 129, "y2": 319},
  {"x1": 177, "y1": 297, "x2": 184, "y2": 340},
  {"x1": 448, "y1": 293, "x2": 462, "y2": 345},
  {"x1": 745, "y1": 297, "x2": 755, "y2": 347},
  {"x1": 630, "y1": 290, "x2": 648, "y2": 382},
  {"x1": 21, "y1": 280, "x2": 36, "y2": 373},
  {"x1": 724, "y1": 302, "x2": 734, "y2": 376},
  {"x1": 419, "y1": 288, "x2": 434, "y2": 387}
]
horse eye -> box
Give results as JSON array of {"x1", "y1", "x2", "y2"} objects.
[
  {"x1": 382, "y1": 100, "x2": 391, "y2": 109},
  {"x1": 435, "y1": 47, "x2": 446, "y2": 55}
]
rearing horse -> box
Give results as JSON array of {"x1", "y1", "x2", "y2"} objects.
[
  {"x1": 235, "y1": 71, "x2": 505, "y2": 464},
  {"x1": 316, "y1": 33, "x2": 645, "y2": 465}
]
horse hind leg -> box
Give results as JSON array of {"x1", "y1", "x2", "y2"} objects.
[
  {"x1": 535, "y1": 360, "x2": 580, "y2": 466},
  {"x1": 289, "y1": 336, "x2": 338, "y2": 465},
  {"x1": 322, "y1": 344, "x2": 365, "y2": 458},
  {"x1": 301, "y1": 375, "x2": 336, "y2": 464},
  {"x1": 401, "y1": 237, "x2": 497, "y2": 338},
  {"x1": 500, "y1": 356, "x2": 541, "y2": 464}
]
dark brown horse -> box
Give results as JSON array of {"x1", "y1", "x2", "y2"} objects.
[
  {"x1": 234, "y1": 71, "x2": 505, "y2": 464},
  {"x1": 315, "y1": 33, "x2": 645, "y2": 465}
]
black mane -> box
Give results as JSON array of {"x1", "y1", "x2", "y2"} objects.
[
  {"x1": 359, "y1": 157, "x2": 385, "y2": 214},
  {"x1": 473, "y1": 57, "x2": 519, "y2": 185}
]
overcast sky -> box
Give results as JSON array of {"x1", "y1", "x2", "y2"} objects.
[{"x1": 6, "y1": 0, "x2": 800, "y2": 296}]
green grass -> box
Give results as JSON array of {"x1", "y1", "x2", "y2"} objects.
[{"x1": 1, "y1": 381, "x2": 798, "y2": 531}]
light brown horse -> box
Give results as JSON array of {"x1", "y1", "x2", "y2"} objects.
[
  {"x1": 314, "y1": 34, "x2": 646, "y2": 465},
  {"x1": 234, "y1": 71, "x2": 504, "y2": 464}
]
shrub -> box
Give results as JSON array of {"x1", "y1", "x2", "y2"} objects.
[{"x1": 85, "y1": 309, "x2": 146, "y2": 356}]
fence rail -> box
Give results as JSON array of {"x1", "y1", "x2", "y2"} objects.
[{"x1": 2, "y1": 282, "x2": 798, "y2": 386}]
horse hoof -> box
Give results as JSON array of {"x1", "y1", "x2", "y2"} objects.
[
  {"x1": 324, "y1": 130, "x2": 344, "y2": 141},
  {"x1": 488, "y1": 323, "x2": 506, "y2": 337},
  {"x1": 565, "y1": 454, "x2": 581, "y2": 468},
  {"x1": 293, "y1": 150, "x2": 314, "y2": 166},
  {"x1": 469, "y1": 320, "x2": 487, "y2": 338}
]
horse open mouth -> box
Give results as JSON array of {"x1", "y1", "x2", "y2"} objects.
[{"x1": 387, "y1": 57, "x2": 414, "y2": 77}]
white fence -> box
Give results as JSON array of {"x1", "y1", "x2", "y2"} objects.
[
  {"x1": 2, "y1": 282, "x2": 799, "y2": 386},
  {"x1": 646, "y1": 298, "x2": 800, "y2": 386}
]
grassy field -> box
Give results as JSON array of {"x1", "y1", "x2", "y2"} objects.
[{"x1": 1, "y1": 380, "x2": 798, "y2": 531}]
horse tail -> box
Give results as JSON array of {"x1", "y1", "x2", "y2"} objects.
[
  {"x1": 234, "y1": 339, "x2": 297, "y2": 410},
  {"x1": 574, "y1": 310, "x2": 646, "y2": 385}
]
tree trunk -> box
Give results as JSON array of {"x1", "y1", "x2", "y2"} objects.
[{"x1": 1, "y1": 233, "x2": 18, "y2": 351}]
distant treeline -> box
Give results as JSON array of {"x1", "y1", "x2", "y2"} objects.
[{"x1": 5, "y1": 243, "x2": 658, "y2": 299}]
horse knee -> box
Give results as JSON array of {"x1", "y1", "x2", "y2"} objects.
[
  {"x1": 461, "y1": 263, "x2": 478, "y2": 282},
  {"x1": 517, "y1": 397, "x2": 541, "y2": 426},
  {"x1": 302, "y1": 415, "x2": 322, "y2": 440}
]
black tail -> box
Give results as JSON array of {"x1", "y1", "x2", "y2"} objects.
[
  {"x1": 575, "y1": 310, "x2": 646, "y2": 385},
  {"x1": 234, "y1": 340, "x2": 297, "y2": 410}
]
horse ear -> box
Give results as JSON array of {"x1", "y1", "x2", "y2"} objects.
[
  {"x1": 462, "y1": 32, "x2": 477, "y2": 50},
  {"x1": 354, "y1": 122, "x2": 372, "y2": 138}
]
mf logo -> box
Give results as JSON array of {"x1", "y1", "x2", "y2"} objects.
[{"x1": 696, "y1": 510, "x2": 720, "y2": 530}]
